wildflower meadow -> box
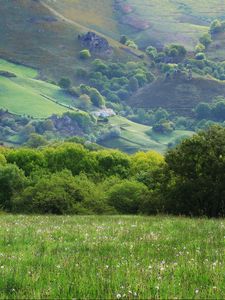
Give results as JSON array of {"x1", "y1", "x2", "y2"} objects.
[{"x1": 0, "y1": 215, "x2": 224, "y2": 299}]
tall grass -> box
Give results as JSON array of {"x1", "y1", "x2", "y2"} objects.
[{"x1": 0, "y1": 215, "x2": 224, "y2": 299}]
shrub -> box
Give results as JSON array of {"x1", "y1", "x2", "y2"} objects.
[
  {"x1": 58, "y1": 78, "x2": 71, "y2": 89},
  {"x1": 79, "y1": 49, "x2": 91, "y2": 59},
  {"x1": 77, "y1": 94, "x2": 92, "y2": 110},
  {"x1": 195, "y1": 52, "x2": 206, "y2": 60},
  {"x1": 125, "y1": 40, "x2": 138, "y2": 49},
  {"x1": 199, "y1": 34, "x2": 212, "y2": 47},
  {"x1": 146, "y1": 46, "x2": 157, "y2": 59},
  {"x1": 13, "y1": 171, "x2": 84, "y2": 214},
  {"x1": 195, "y1": 43, "x2": 205, "y2": 53},
  {"x1": 195, "y1": 102, "x2": 211, "y2": 120}
]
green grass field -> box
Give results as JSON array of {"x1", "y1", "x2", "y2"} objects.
[
  {"x1": 0, "y1": 214, "x2": 224, "y2": 299},
  {"x1": 102, "y1": 116, "x2": 193, "y2": 153},
  {"x1": 0, "y1": 59, "x2": 74, "y2": 118}
]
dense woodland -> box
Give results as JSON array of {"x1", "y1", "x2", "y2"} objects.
[{"x1": 0, "y1": 125, "x2": 225, "y2": 217}]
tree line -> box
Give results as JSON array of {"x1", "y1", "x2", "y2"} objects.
[{"x1": 0, "y1": 125, "x2": 225, "y2": 217}]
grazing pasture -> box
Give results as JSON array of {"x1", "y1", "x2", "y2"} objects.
[
  {"x1": 0, "y1": 215, "x2": 224, "y2": 299},
  {"x1": 0, "y1": 59, "x2": 73, "y2": 118}
]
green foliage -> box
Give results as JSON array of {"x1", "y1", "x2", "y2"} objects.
[
  {"x1": 64, "y1": 111, "x2": 95, "y2": 132},
  {"x1": 129, "y1": 77, "x2": 139, "y2": 92},
  {"x1": 0, "y1": 164, "x2": 26, "y2": 210},
  {"x1": 119, "y1": 35, "x2": 128, "y2": 45},
  {"x1": 0, "y1": 154, "x2": 6, "y2": 166},
  {"x1": 146, "y1": 46, "x2": 158, "y2": 59},
  {"x1": 77, "y1": 94, "x2": 92, "y2": 110},
  {"x1": 195, "y1": 43, "x2": 205, "y2": 53},
  {"x1": 165, "y1": 44, "x2": 187, "y2": 62},
  {"x1": 199, "y1": 33, "x2": 212, "y2": 47},
  {"x1": 58, "y1": 78, "x2": 71, "y2": 89},
  {"x1": 212, "y1": 101, "x2": 225, "y2": 121},
  {"x1": 79, "y1": 49, "x2": 91, "y2": 59},
  {"x1": 26, "y1": 133, "x2": 48, "y2": 148},
  {"x1": 125, "y1": 40, "x2": 138, "y2": 49},
  {"x1": 13, "y1": 170, "x2": 84, "y2": 214},
  {"x1": 44, "y1": 143, "x2": 96, "y2": 176},
  {"x1": 107, "y1": 180, "x2": 148, "y2": 214},
  {"x1": 195, "y1": 52, "x2": 206, "y2": 60},
  {"x1": 6, "y1": 148, "x2": 46, "y2": 176},
  {"x1": 1, "y1": 125, "x2": 225, "y2": 217},
  {"x1": 94, "y1": 150, "x2": 131, "y2": 178},
  {"x1": 195, "y1": 102, "x2": 211, "y2": 120},
  {"x1": 89, "y1": 88, "x2": 105, "y2": 107},
  {"x1": 164, "y1": 126, "x2": 225, "y2": 217},
  {"x1": 210, "y1": 19, "x2": 225, "y2": 34},
  {"x1": 152, "y1": 121, "x2": 175, "y2": 134}
]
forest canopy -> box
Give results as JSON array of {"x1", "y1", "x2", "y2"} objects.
[{"x1": 0, "y1": 125, "x2": 225, "y2": 217}]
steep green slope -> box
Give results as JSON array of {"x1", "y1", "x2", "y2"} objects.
[
  {"x1": 42, "y1": 0, "x2": 120, "y2": 39},
  {"x1": 0, "y1": 0, "x2": 137, "y2": 83},
  {"x1": 0, "y1": 59, "x2": 73, "y2": 118}
]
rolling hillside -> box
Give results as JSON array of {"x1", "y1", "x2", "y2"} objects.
[
  {"x1": 0, "y1": 59, "x2": 73, "y2": 118},
  {"x1": 0, "y1": 0, "x2": 137, "y2": 84},
  {"x1": 128, "y1": 75, "x2": 225, "y2": 115},
  {"x1": 40, "y1": 0, "x2": 225, "y2": 51},
  {"x1": 101, "y1": 116, "x2": 193, "y2": 153},
  {"x1": 116, "y1": 0, "x2": 225, "y2": 50}
]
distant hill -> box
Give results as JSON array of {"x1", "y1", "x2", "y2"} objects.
[
  {"x1": 129, "y1": 75, "x2": 225, "y2": 116},
  {"x1": 1, "y1": 0, "x2": 225, "y2": 153},
  {"x1": 115, "y1": 0, "x2": 225, "y2": 50}
]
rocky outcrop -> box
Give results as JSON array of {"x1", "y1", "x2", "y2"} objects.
[{"x1": 78, "y1": 32, "x2": 112, "y2": 54}]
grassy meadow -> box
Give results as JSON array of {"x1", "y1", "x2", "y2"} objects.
[
  {"x1": 0, "y1": 215, "x2": 224, "y2": 299},
  {"x1": 102, "y1": 116, "x2": 193, "y2": 153},
  {"x1": 0, "y1": 59, "x2": 73, "y2": 118}
]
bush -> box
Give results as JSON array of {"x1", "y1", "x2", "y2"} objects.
[
  {"x1": 58, "y1": 78, "x2": 71, "y2": 89},
  {"x1": 125, "y1": 40, "x2": 138, "y2": 49},
  {"x1": 210, "y1": 19, "x2": 222, "y2": 34},
  {"x1": 195, "y1": 52, "x2": 206, "y2": 60},
  {"x1": 146, "y1": 46, "x2": 157, "y2": 59},
  {"x1": 195, "y1": 102, "x2": 211, "y2": 120},
  {"x1": 79, "y1": 49, "x2": 91, "y2": 59},
  {"x1": 107, "y1": 180, "x2": 148, "y2": 214},
  {"x1": 199, "y1": 34, "x2": 212, "y2": 47},
  {"x1": 13, "y1": 171, "x2": 84, "y2": 214},
  {"x1": 195, "y1": 43, "x2": 205, "y2": 53}
]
